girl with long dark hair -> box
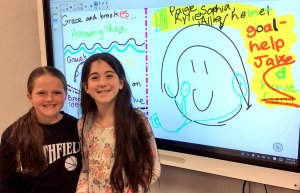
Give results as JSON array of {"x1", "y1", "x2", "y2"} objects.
[{"x1": 76, "y1": 53, "x2": 160, "y2": 193}]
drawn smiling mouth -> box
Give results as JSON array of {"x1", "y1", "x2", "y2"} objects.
[{"x1": 193, "y1": 89, "x2": 213, "y2": 112}]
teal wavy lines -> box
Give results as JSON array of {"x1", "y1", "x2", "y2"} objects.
[
  {"x1": 65, "y1": 44, "x2": 145, "y2": 55},
  {"x1": 150, "y1": 82, "x2": 193, "y2": 133},
  {"x1": 150, "y1": 77, "x2": 244, "y2": 133},
  {"x1": 65, "y1": 38, "x2": 144, "y2": 50},
  {"x1": 149, "y1": 113, "x2": 190, "y2": 134},
  {"x1": 64, "y1": 38, "x2": 145, "y2": 55},
  {"x1": 193, "y1": 103, "x2": 242, "y2": 122}
]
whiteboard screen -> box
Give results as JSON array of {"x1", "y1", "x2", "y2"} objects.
[{"x1": 39, "y1": 0, "x2": 300, "y2": 189}]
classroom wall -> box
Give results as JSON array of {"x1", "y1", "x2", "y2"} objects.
[
  {"x1": 0, "y1": 0, "x2": 40, "y2": 131},
  {"x1": 0, "y1": 1, "x2": 298, "y2": 193}
]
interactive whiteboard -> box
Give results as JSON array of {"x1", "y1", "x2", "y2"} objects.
[{"x1": 38, "y1": 0, "x2": 300, "y2": 190}]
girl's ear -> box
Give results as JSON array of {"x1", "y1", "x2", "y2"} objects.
[
  {"x1": 27, "y1": 93, "x2": 32, "y2": 100},
  {"x1": 83, "y1": 83, "x2": 89, "y2": 94},
  {"x1": 119, "y1": 79, "x2": 124, "y2": 90},
  {"x1": 27, "y1": 93, "x2": 34, "y2": 105}
]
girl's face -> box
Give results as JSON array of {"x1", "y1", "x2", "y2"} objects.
[
  {"x1": 27, "y1": 74, "x2": 66, "y2": 124},
  {"x1": 85, "y1": 60, "x2": 124, "y2": 108}
]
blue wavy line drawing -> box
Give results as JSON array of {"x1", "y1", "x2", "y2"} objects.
[
  {"x1": 65, "y1": 44, "x2": 145, "y2": 55},
  {"x1": 64, "y1": 38, "x2": 145, "y2": 55},
  {"x1": 65, "y1": 38, "x2": 144, "y2": 50}
]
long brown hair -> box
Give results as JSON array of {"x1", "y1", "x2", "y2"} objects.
[
  {"x1": 80, "y1": 53, "x2": 154, "y2": 192},
  {"x1": 9, "y1": 66, "x2": 67, "y2": 175}
]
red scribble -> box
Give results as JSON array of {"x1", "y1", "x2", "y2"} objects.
[{"x1": 260, "y1": 63, "x2": 300, "y2": 108}]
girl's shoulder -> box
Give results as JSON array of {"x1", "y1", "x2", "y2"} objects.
[
  {"x1": 77, "y1": 117, "x2": 84, "y2": 125},
  {"x1": 77, "y1": 113, "x2": 93, "y2": 124},
  {"x1": 0, "y1": 125, "x2": 14, "y2": 142},
  {"x1": 77, "y1": 113, "x2": 94, "y2": 132}
]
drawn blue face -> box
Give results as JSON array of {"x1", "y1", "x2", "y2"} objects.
[
  {"x1": 175, "y1": 46, "x2": 246, "y2": 124},
  {"x1": 161, "y1": 25, "x2": 250, "y2": 127}
]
